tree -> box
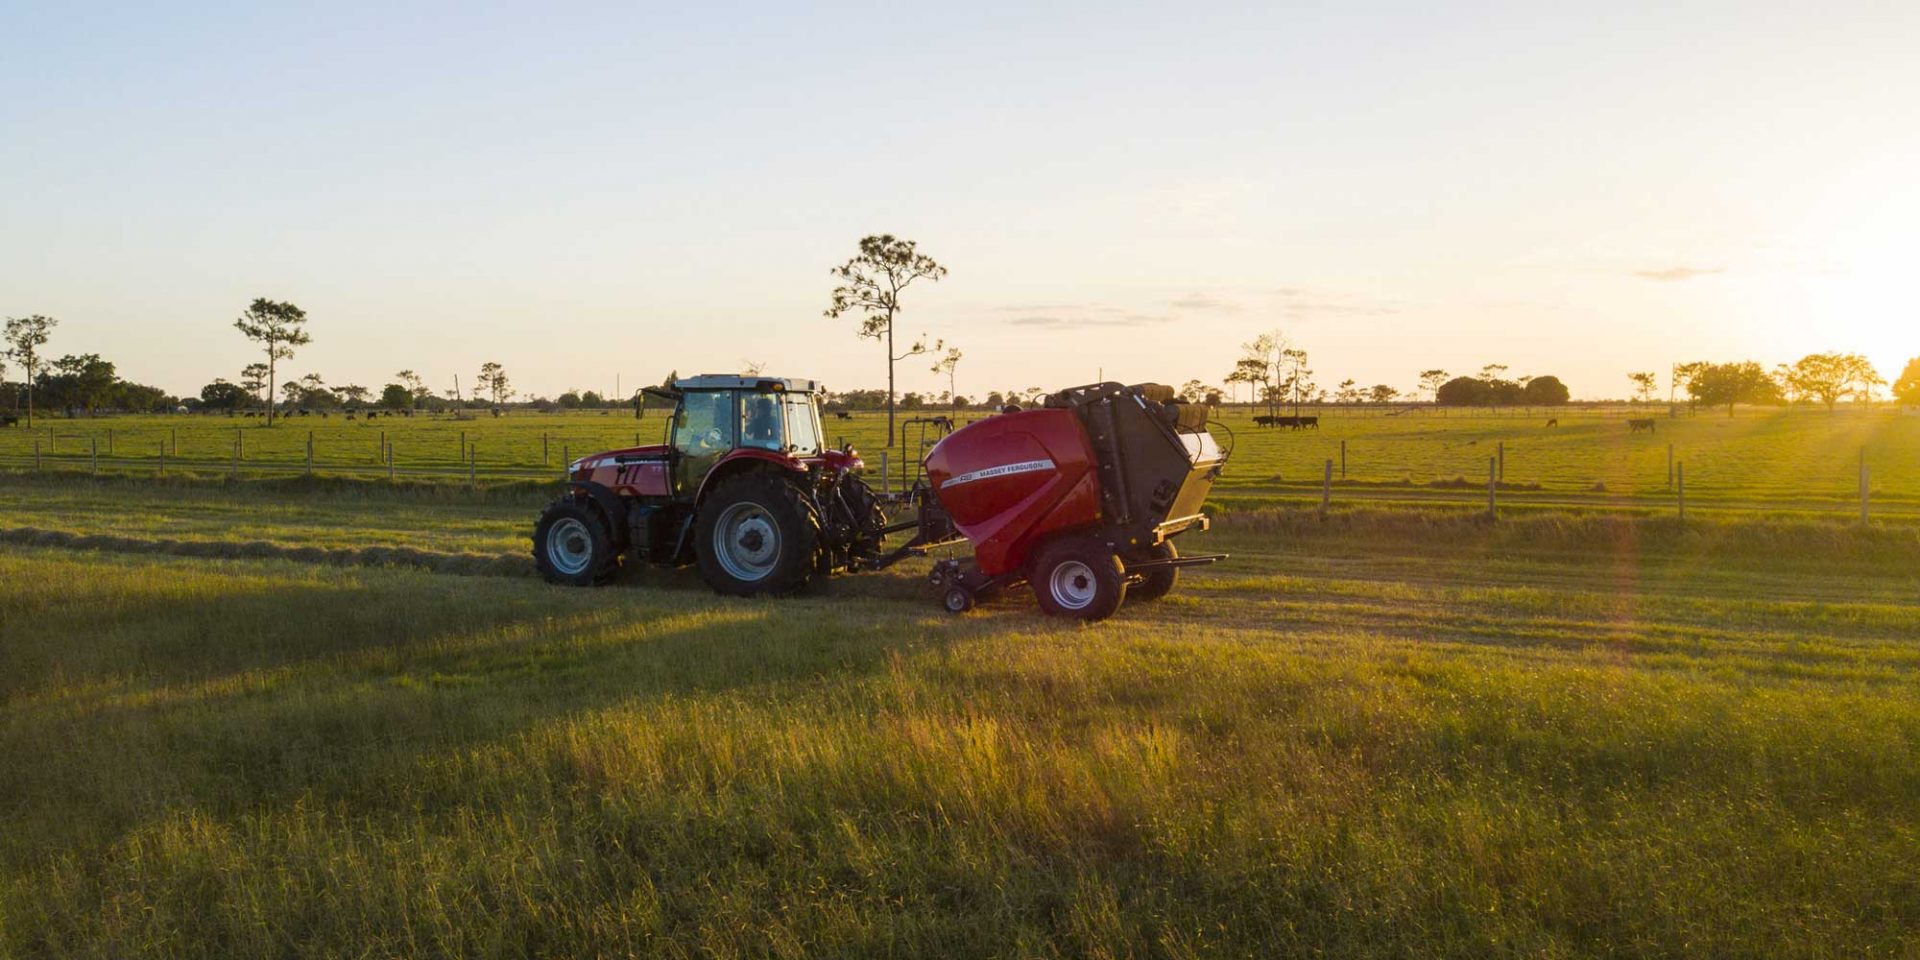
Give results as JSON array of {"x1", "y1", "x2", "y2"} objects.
[
  {"x1": 1688, "y1": 362, "x2": 1783, "y2": 416},
  {"x1": 1334, "y1": 379, "x2": 1359, "y2": 405},
  {"x1": 199, "y1": 379, "x2": 251, "y2": 410},
  {"x1": 824, "y1": 234, "x2": 947, "y2": 447},
  {"x1": 581, "y1": 390, "x2": 605, "y2": 407},
  {"x1": 1236, "y1": 333, "x2": 1284, "y2": 417},
  {"x1": 1179, "y1": 379, "x2": 1209, "y2": 403},
  {"x1": 240, "y1": 363, "x2": 270, "y2": 408},
  {"x1": 1280, "y1": 348, "x2": 1313, "y2": 417},
  {"x1": 379, "y1": 383, "x2": 412, "y2": 409},
  {"x1": 3, "y1": 314, "x2": 57, "y2": 428},
  {"x1": 1368, "y1": 384, "x2": 1400, "y2": 404},
  {"x1": 931, "y1": 346, "x2": 963, "y2": 417},
  {"x1": 1418, "y1": 369, "x2": 1449, "y2": 404},
  {"x1": 233, "y1": 299, "x2": 310, "y2": 425},
  {"x1": 1893, "y1": 357, "x2": 1920, "y2": 408},
  {"x1": 396, "y1": 370, "x2": 429, "y2": 408},
  {"x1": 1672, "y1": 362, "x2": 1707, "y2": 410},
  {"x1": 1436, "y1": 376, "x2": 1488, "y2": 406},
  {"x1": 1781, "y1": 353, "x2": 1880, "y2": 412},
  {"x1": 50, "y1": 354, "x2": 115, "y2": 415},
  {"x1": 477, "y1": 362, "x2": 513, "y2": 406},
  {"x1": 1628, "y1": 371, "x2": 1658, "y2": 404},
  {"x1": 338, "y1": 384, "x2": 371, "y2": 406},
  {"x1": 1523, "y1": 375, "x2": 1570, "y2": 406}
]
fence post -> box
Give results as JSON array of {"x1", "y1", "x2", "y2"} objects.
[
  {"x1": 562, "y1": 444, "x2": 569, "y2": 479},
  {"x1": 171, "y1": 427, "x2": 178, "y2": 457},
  {"x1": 231, "y1": 437, "x2": 239, "y2": 477},
  {"x1": 1667, "y1": 443, "x2": 1674, "y2": 490},
  {"x1": 1677, "y1": 462, "x2": 1686, "y2": 523},
  {"x1": 1340, "y1": 439, "x2": 1347, "y2": 478},
  {"x1": 1498, "y1": 441, "x2": 1505, "y2": 482},
  {"x1": 91, "y1": 436, "x2": 98, "y2": 476},
  {"x1": 880, "y1": 452, "x2": 890, "y2": 497},
  {"x1": 543, "y1": 432, "x2": 549, "y2": 465},
  {"x1": 159, "y1": 440, "x2": 166, "y2": 475},
  {"x1": 306, "y1": 431, "x2": 314, "y2": 476},
  {"x1": 460, "y1": 430, "x2": 466, "y2": 461},
  {"x1": 1321, "y1": 459, "x2": 1333, "y2": 520},
  {"x1": 1486, "y1": 456, "x2": 1497, "y2": 520}
]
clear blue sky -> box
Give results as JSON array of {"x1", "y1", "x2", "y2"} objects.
[{"x1": 3, "y1": 1, "x2": 1915, "y2": 400}]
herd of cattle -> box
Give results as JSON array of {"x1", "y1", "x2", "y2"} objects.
[{"x1": 1253, "y1": 415, "x2": 1321, "y2": 429}]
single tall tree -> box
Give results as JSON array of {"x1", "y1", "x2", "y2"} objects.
[
  {"x1": 233, "y1": 298, "x2": 310, "y2": 425},
  {"x1": 1628, "y1": 371, "x2": 1658, "y2": 404},
  {"x1": 477, "y1": 362, "x2": 513, "y2": 406},
  {"x1": 931, "y1": 345, "x2": 963, "y2": 417},
  {"x1": 1236, "y1": 333, "x2": 1284, "y2": 417},
  {"x1": 3, "y1": 314, "x2": 57, "y2": 428},
  {"x1": 825, "y1": 234, "x2": 947, "y2": 447},
  {"x1": 1281, "y1": 348, "x2": 1314, "y2": 417},
  {"x1": 1418, "y1": 369, "x2": 1449, "y2": 405}
]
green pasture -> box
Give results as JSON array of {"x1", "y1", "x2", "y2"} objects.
[
  {"x1": 3, "y1": 406, "x2": 1917, "y2": 513},
  {"x1": 4, "y1": 480, "x2": 1919, "y2": 957}
]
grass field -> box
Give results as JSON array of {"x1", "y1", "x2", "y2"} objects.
[
  {"x1": 4, "y1": 472, "x2": 1920, "y2": 956},
  {"x1": 4, "y1": 406, "x2": 1918, "y2": 516}
]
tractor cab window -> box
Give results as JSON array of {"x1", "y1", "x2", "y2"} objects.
[
  {"x1": 784, "y1": 395, "x2": 822, "y2": 455},
  {"x1": 740, "y1": 392, "x2": 785, "y2": 451},
  {"x1": 672, "y1": 390, "x2": 736, "y2": 491}
]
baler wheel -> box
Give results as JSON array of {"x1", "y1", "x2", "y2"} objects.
[
  {"x1": 942, "y1": 587, "x2": 975, "y2": 614},
  {"x1": 1127, "y1": 541, "x2": 1179, "y2": 602},
  {"x1": 695, "y1": 472, "x2": 821, "y2": 597},
  {"x1": 1030, "y1": 536, "x2": 1127, "y2": 622},
  {"x1": 533, "y1": 498, "x2": 620, "y2": 586}
]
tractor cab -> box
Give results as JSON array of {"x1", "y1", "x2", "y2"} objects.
[{"x1": 657, "y1": 375, "x2": 830, "y2": 496}]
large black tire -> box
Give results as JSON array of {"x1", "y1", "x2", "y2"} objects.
[
  {"x1": 1029, "y1": 535, "x2": 1127, "y2": 622},
  {"x1": 695, "y1": 472, "x2": 821, "y2": 597},
  {"x1": 1127, "y1": 540, "x2": 1179, "y2": 602},
  {"x1": 533, "y1": 498, "x2": 620, "y2": 586}
]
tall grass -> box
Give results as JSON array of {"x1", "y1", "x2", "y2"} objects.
[{"x1": 5, "y1": 532, "x2": 1918, "y2": 957}]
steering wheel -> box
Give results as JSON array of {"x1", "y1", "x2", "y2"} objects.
[{"x1": 700, "y1": 426, "x2": 724, "y2": 450}]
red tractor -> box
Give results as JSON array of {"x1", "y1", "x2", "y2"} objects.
[{"x1": 533, "y1": 376, "x2": 1228, "y2": 620}]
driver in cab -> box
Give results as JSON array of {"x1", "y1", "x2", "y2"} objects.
[{"x1": 742, "y1": 395, "x2": 783, "y2": 451}]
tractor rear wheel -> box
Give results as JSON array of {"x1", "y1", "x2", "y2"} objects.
[
  {"x1": 533, "y1": 498, "x2": 620, "y2": 586},
  {"x1": 1127, "y1": 541, "x2": 1179, "y2": 602},
  {"x1": 1030, "y1": 536, "x2": 1127, "y2": 622},
  {"x1": 695, "y1": 472, "x2": 821, "y2": 597}
]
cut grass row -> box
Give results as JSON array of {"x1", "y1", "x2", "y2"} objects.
[{"x1": 4, "y1": 508, "x2": 1918, "y2": 956}]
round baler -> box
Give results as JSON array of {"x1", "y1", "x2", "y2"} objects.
[{"x1": 921, "y1": 382, "x2": 1229, "y2": 620}]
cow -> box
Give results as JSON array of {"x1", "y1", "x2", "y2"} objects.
[
  {"x1": 1545, "y1": 418, "x2": 1558, "y2": 428},
  {"x1": 1253, "y1": 415, "x2": 1279, "y2": 427},
  {"x1": 1295, "y1": 416, "x2": 1319, "y2": 430},
  {"x1": 0, "y1": 415, "x2": 17, "y2": 428},
  {"x1": 1627, "y1": 418, "x2": 1656, "y2": 433},
  {"x1": 834, "y1": 411, "x2": 853, "y2": 420}
]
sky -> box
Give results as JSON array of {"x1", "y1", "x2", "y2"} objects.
[{"x1": 2, "y1": 0, "x2": 1916, "y2": 402}]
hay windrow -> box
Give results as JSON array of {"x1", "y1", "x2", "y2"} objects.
[{"x1": 0, "y1": 526, "x2": 527, "y2": 577}]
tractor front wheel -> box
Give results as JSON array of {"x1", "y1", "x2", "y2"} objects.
[
  {"x1": 695, "y1": 472, "x2": 821, "y2": 597},
  {"x1": 533, "y1": 498, "x2": 620, "y2": 586},
  {"x1": 1030, "y1": 536, "x2": 1127, "y2": 622}
]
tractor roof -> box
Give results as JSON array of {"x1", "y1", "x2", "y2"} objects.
[{"x1": 674, "y1": 375, "x2": 820, "y2": 394}]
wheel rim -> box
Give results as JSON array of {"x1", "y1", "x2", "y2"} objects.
[
  {"x1": 1048, "y1": 559, "x2": 1100, "y2": 610},
  {"x1": 945, "y1": 589, "x2": 970, "y2": 612},
  {"x1": 712, "y1": 501, "x2": 780, "y2": 581},
  {"x1": 546, "y1": 517, "x2": 594, "y2": 576}
]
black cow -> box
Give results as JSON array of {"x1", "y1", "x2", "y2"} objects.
[
  {"x1": 1253, "y1": 415, "x2": 1279, "y2": 428},
  {"x1": 1295, "y1": 416, "x2": 1319, "y2": 430},
  {"x1": 1627, "y1": 418, "x2": 1656, "y2": 433},
  {"x1": 834, "y1": 411, "x2": 853, "y2": 420}
]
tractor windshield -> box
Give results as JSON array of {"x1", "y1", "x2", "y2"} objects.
[{"x1": 740, "y1": 392, "x2": 785, "y2": 451}]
